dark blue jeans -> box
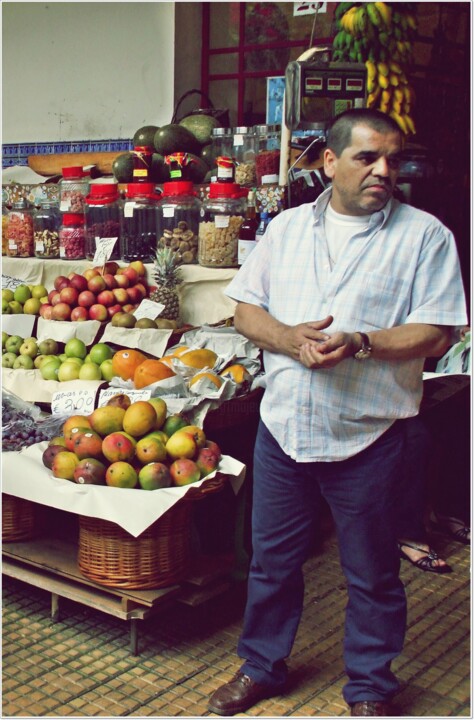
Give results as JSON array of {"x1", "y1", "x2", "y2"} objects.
[{"x1": 238, "y1": 420, "x2": 407, "y2": 704}]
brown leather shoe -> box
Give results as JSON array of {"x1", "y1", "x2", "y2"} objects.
[
  {"x1": 208, "y1": 672, "x2": 281, "y2": 716},
  {"x1": 351, "y1": 700, "x2": 391, "y2": 716}
]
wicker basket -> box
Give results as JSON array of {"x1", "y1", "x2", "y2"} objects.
[
  {"x1": 2, "y1": 494, "x2": 37, "y2": 542},
  {"x1": 78, "y1": 475, "x2": 226, "y2": 590}
]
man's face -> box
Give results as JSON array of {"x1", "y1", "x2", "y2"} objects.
[{"x1": 323, "y1": 124, "x2": 403, "y2": 216}]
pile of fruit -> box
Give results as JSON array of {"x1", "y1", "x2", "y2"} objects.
[
  {"x1": 2, "y1": 332, "x2": 116, "y2": 382},
  {"x1": 2, "y1": 284, "x2": 48, "y2": 316},
  {"x1": 332, "y1": 1, "x2": 417, "y2": 134},
  {"x1": 43, "y1": 395, "x2": 222, "y2": 491},
  {"x1": 2, "y1": 393, "x2": 55, "y2": 451}
]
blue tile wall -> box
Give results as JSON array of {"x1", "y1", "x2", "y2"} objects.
[{"x1": 2, "y1": 139, "x2": 134, "y2": 168}]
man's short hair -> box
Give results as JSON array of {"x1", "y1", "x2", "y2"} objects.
[{"x1": 327, "y1": 109, "x2": 402, "y2": 157}]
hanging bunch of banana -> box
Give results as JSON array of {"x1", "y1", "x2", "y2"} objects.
[{"x1": 332, "y1": 2, "x2": 418, "y2": 135}]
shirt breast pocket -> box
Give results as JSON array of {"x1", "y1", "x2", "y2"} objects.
[{"x1": 342, "y1": 269, "x2": 412, "y2": 330}]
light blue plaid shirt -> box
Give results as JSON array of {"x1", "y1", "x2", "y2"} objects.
[{"x1": 225, "y1": 188, "x2": 467, "y2": 461}]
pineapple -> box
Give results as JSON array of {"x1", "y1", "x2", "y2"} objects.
[{"x1": 150, "y1": 247, "x2": 182, "y2": 322}]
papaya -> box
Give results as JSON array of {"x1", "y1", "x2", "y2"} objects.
[{"x1": 153, "y1": 124, "x2": 201, "y2": 156}]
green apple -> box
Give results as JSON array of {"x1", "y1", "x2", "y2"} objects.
[
  {"x1": 2, "y1": 331, "x2": 8, "y2": 349},
  {"x1": 5, "y1": 335, "x2": 23, "y2": 354},
  {"x1": 2, "y1": 289, "x2": 14, "y2": 303},
  {"x1": 83, "y1": 353, "x2": 92, "y2": 363},
  {"x1": 58, "y1": 361, "x2": 81, "y2": 382},
  {"x1": 79, "y1": 362, "x2": 102, "y2": 381},
  {"x1": 13, "y1": 285, "x2": 31, "y2": 304},
  {"x1": 31, "y1": 284, "x2": 48, "y2": 300},
  {"x1": 99, "y1": 358, "x2": 115, "y2": 382},
  {"x1": 8, "y1": 300, "x2": 23, "y2": 314},
  {"x1": 13, "y1": 354, "x2": 34, "y2": 370},
  {"x1": 23, "y1": 297, "x2": 41, "y2": 315},
  {"x1": 2, "y1": 352, "x2": 17, "y2": 368},
  {"x1": 64, "y1": 337, "x2": 87, "y2": 360},
  {"x1": 2, "y1": 299, "x2": 12, "y2": 314},
  {"x1": 64, "y1": 356, "x2": 83, "y2": 367},
  {"x1": 58, "y1": 353, "x2": 68, "y2": 363},
  {"x1": 19, "y1": 339, "x2": 38, "y2": 358},
  {"x1": 38, "y1": 338, "x2": 59, "y2": 356},
  {"x1": 89, "y1": 342, "x2": 113, "y2": 365},
  {"x1": 40, "y1": 357, "x2": 61, "y2": 381}
]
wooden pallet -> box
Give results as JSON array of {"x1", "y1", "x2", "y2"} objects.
[{"x1": 3, "y1": 538, "x2": 235, "y2": 654}]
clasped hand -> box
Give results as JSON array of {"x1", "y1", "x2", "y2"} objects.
[{"x1": 283, "y1": 315, "x2": 358, "y2": 369}]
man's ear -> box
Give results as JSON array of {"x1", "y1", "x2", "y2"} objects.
[{"x1": 323, "y1": 148, "x2": 337, "y2": 179}]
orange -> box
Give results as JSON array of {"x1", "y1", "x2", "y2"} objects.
[
  {"x1": 178, "y1": 349, "x2": 218, "y2": 370},
  {"x1": 111, "y1": 348, "x2": 147, "y2": 381},
  {"x1": 134, "y1": 359, "x2": 176, "y2": 389},
  {"x1": 219, "y1": 363, "x2": 252, "y2": 384}
]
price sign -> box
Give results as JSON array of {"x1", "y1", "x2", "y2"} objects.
[
  {"x1": 293, "y1": 2, "x2": 327, "y2": 15},
  {"x1": 93, "y1": 237, "x2": 118, "y2": 266},
  {"x1": 2, "y1": 274, "x2": 25, "y2": 291},
  {"x1": 133, "y1": 298, "x2": 165, "y2": 320},
  {"x1": 51, "y1": 388, "x2": 97, "y2": 416},
  {"x1": 98, "y1": 387, "x2": 152, "y2": 406}
]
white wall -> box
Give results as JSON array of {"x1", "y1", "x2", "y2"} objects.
[{"x1": 2, "y1": 2, "x2": 176, "y2": 143}]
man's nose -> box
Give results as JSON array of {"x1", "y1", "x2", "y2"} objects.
[{"x1": 372, "y1": 156, "x2": 390, "y2": 176}]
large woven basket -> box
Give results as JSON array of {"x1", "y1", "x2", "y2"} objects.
[
  {"x1": 77, "y1": 475, "x2": 226, "y2": 590},
  {"x1": 2, "y1": 494, "x2": 37, "y2": 542}
]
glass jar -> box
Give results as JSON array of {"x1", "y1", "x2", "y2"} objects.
[
  {"x1": 198, "y1": 183, "x2": 247, "y2": 268},
  {"x1": 59, "y1": 213, "x2": 86, "y2": 260},
  {"x1": 85, "y1": 183, "x2": 121, "y2": 262},
  {"x1": 6, "y1": 198, "x2": 35, "y2": 258},
  {"x1": 156, "y1": 181, "x2": 202, "y2": 264},
  {"x1": 232, "y1": 126, "x2": 257, "y2": 187},
  {"x1": 132, "y1": 146, "x2": 154, "y2": 183},
  {"x1": 59, "y1": 166, "x2": 90, "y2": 213},
  {"x1": 254, "y1": 124, "x2": 281, "y2": 185},
  {"x1": 120, "y1": 182, "x2": 161, "y2": 263},
  {"x1": 211, "y1": 127, "x2": 233, "y2": 165},
  {"x1": 34, "y1": 196, "x2": 61, "y2": 259},
  {"x1": 2, "y1": 204, "x2": 9, "y2": 255}
]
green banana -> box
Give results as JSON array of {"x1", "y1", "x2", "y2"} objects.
[{"x1": 366, "y1": 3, "x2": 383, "y2": 28}]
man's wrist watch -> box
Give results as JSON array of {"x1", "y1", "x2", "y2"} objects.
[{"x1": 353, "y1": 332, "x2": 372, "y2": 360}]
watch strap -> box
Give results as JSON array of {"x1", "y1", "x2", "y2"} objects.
[{"x1": 354, "y1": 332, "x2": 372, "y2": 360}]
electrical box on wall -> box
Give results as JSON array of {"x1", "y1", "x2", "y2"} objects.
[{"x1": 285, "y1": 61, "x2": 367, "y2": 130}]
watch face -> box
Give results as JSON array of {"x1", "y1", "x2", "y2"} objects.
[{"x1": 355, "y1": 348, "x2": 371, "y2": 360}]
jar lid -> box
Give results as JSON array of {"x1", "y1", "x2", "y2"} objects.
[
  {"x1": 86, "y1": 183, "x2": 119, "y2": 204},
  {"x1": 62, "y1": 166, "x2": 85, "y2": 179},
  {"x1": 233, "y1": 126, "x2": 254, "y2": 135},
  {"x1": 161, "y1": 181, "x2": 195, "y2": 197},
  {"x1": 125, "y1": 182, "x2": 161, "y2": 200},
  {"x1": 212, "y1": 127, "x2": 232, "y2": 137},
  {"x1": 62, "y1": 213, "x2": 85, "y2": 225},
  {"x1": 262, "y1": 174, "x2": 279, "y2": 184},
  {"x1": 209, "y1": 182, "x2": 247, "y2": 199},
  {"x1": 254, "y1": 124, "x2": 281, "y2": 134}
]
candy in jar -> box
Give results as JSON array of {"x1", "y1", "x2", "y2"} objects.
[
  {"x1": 59, "y1": 213, "x2": 86, "y2": 260},
  {"x1": 6, "y1": 198, "x2": 35, "y2": 258}
]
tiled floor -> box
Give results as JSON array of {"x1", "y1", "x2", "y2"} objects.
[{"x1": 2, "y1": 527, "x2": 470, "y2": 717}]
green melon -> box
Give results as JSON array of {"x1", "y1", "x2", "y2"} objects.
[
  {"x1": 112, "y1": 152, "x2": 135, "y2": 183},
  {"x1": 179, "y1": 114, "x2": 220, "y2": 147},
  {"x1": 200, "y1": 143, "x2": 215, "y2": 168},
  {"x1": 150, "y1": 154, "x2": 170, "y2": 183},
  {"x1": 133, "y1": 125, "x2": 159, "y2": 147},
  {"x1": 186, "y1": 154, "x2": 210, "y2": 184},
  {"x1": 153, "y1": 124, "x2": 201, "y2": 156}
]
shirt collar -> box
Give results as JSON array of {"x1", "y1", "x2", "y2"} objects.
[{"x1": 313, "y1": 186, "x2": 395, "y2": 228}]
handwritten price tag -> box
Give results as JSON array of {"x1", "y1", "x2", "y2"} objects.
[
  {"x1": 133, "y1": 298, "x2": 165, "y2": 320},
  {"x1": 98, "y1": 387, "x2": 152, "y2": 406},
  {"x1": 293, "y1": 1, "x2": 327, "y2": 15},
  {"x1": 93, "y1": 237, "x2": 118, "y2": 266},
  {"x1": 51, "y1": 388, "x2": 97, "y2": 416},
  {"x1": 2, "y1": 274, "x2": 25, "y2": 291}
]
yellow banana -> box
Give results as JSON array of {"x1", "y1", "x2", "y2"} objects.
[
  {"x1": 366, "y1": 85, "x2": 382, "y2": 108},
  {"x1": 406, "y1": 14, "x2": 417, "y2": 31},
  {"x1": 377, "y1": 61, "x2": 389, "y2": 77},
  {"x1": 381, "y1": 89, "x2": 392, "y2": 105},
  {"x1": 378, "y1": 73, "x2": 390, "y2": 90},
  {"x1": 389, "y1": 73, "x2": 400, "y2": 87},
  {"x1": 394, "y1": 87, "x2": 404, "y2": 103},
  {"x1": 390, "y1": 111, "x2": 408, "y2": 134},
  {"x1": 392, "y1": 98, "x2": 403, "y2": 114},
  {"x1": 404, "y1": 114, "x2": 416, "y2": 135},
  {"x1": 341, "y1": 6, "x2": 358, "y2": 34},
  {"x1": 380, "y1": 100, "x2": 391, "y2": 114},
  {"x1": 389, "y1": 61, "x2": 403, "y2": 75},
  {"x1": 365, "y1": 60, "x2": 377, "y2": 92},
  {"x1": 374, "y1": 2, "x2": 392, "y2": 28}
]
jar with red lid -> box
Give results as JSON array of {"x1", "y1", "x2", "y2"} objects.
[
  {"x1": 59, "y1": 213, "x2": 86, "y2": 260},
  {"x1": 156, "y1": 181, "x2": 201, "y2": 264},
  {"x1": 120, "y1": 182, "x2": 161, "y2": 262},
  {"x1": 59, "y1": 166, "x2": 90, "y2": 213},
  {"x1": 85, "y1": 183, "x2": 121, "y2": 262},
  {"x1": 132, "y1": 146, "x2": 154, "y2": 183},
  {"x1": 198, "y1": 182, "x2": 247, "y2": 268},
  {"x1": 6, "y1": 198, "x2": 35, "y2": 258}
]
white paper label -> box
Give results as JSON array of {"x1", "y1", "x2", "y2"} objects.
[
  {"x1": 133, "y1": 298, "x2": 165, "y2": 320},
  {"x1": 98, "y1": 386, "x2": 152, "y2": 406},
  {"x1": 35, "y1": 241, "x2": 45, "y2": 252},
  {"x1": 8, "y1": 241, "x2": 17, "y2": 249},
  {"x1": 2, "y1": 274, "x2": 24, "y2": 290},
  {"x1": 163, "y1": 206, "x2": 175, "y2": 218},
  {"x1": 59, "y1": 246, "x2": 66, "y2": 257},
  {"x1": 51, "y1": 388, "x2": 97, "y2": 416},
  {"x1": 93, "y1": 237, "x2": 118, "y2": 265},
  {"x1": 233, "y1": 134, "x2": 244, "y2": 146},
  {"x1": 215, "y1": 215, "x2": 230, "y2": 228},
  {"x1": 124, "y1": 201, "x2": 137, "y2": 218}
]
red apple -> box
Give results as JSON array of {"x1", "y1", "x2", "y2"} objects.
[
  {"x1": 50, "y1": 291, "x2": 62, "y2": 306},
  {"x1": 126, "y1": 286, "x2": 142, "y2": 304},
  {"x1": 69, "y1": 273, "x2": 88, "y2": 292},
  {"x1": 87, "y1": 275, "x2": 107, "y2": 294},
  {"x1": 96, "y1": 290, "x2": 115, "y2": 307},
  {"x1": 103, "y1": 261, "x2": 120, "y2": 275},
  {"x1": 48, "y1": 289, "x2": 60, "y2": 304},
  {"x1": 83, "y1": 268, "x2": 100, "y2": 281},
  {"x1": 51, "y1": 302, "x2": 72, "y2": 321},
  {"x1": 114, "y1": 274, "x2": 130, "y2": 289},
  {"x1": 129, "y1": 260, "x2": 146, "y2": 277},
  {"x1": 89, "y1": 304, "x2": 108, "y2": 322},
  {"x1": 112, "y1": 287, "x2": 129, "y2": 304},
  {"x1": 54, "y1": 275, "x2": 70, "y2": 292},
  {"x1": 102, "y1": 273, "x2": 117, "y2": 290},
  {"x1": 77, "y1": 290, "x2": 96, "y2": 308},
  {"x1": 122, "y1": 267, "x2": 139, "y2": 284},
  {"x1": 107, "y1": 303, "x2": 123, "y2": 318},
  {"x1": 71, "y1": 306, "x2": 89, "y2": 321},
  {"x1": 59, "y1": 286, "x2": 79, "y2": 306},
  {"x1": 134, "y1": 283, "x2": 148, "y2": 300},
  {"x1": 39, "y1": 303, "x2": 54, "y2": 319},
  {"x1": 122, "y1": 303, "x2": 135, "y2": 313}
]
